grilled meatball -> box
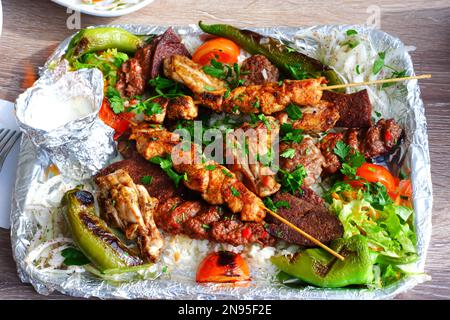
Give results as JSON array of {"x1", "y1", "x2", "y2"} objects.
[{"x1": 240, "y1": 54, "x2": 280, "y2": 85}]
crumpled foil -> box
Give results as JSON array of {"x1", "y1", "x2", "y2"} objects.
[
  {"x1": 10, "y1": 24, "x2": 433, "y2": 299},
  {"x1": 15, "y1": 68, "x2": 116, "y2": 180}
]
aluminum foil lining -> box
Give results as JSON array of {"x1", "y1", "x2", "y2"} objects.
[
  {"x1": 15, "y1": 68, "x2": 116, "y2": 180},
  {"x1": 10, "y1": 24, "x2": 433, "y2": 299}
]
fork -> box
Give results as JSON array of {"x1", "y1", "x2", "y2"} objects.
[{"x1": 0, "y1": 128, "x2": 22, "y2": 172}]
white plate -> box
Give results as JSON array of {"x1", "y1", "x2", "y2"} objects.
[{"x1": 51, "y1": 0, "x2": 154, "y2": 17}]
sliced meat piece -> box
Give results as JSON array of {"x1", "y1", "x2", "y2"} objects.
[
  {"x1": 364, "y1": 118, "x2": 402, "y2": 157},
  {"x1": 240, "y1": 54, "x2": 279, "y2": 85},
  {"x1": 279, "y1": 136, "x2": 325, "y2": 187},
  {"x1": 226, "y1": 117, "x2": 281, "y2": 197},
  {"x1": 322, "y1": 89, "x2": 372, "y2": 128},
  {"x1": 164, "y1": 54, "x2": 227, "y2": 94},
  {"x1": 183, "y1": 205, "x2": 222, "y2": 239},
  {"x1": 150, "y1": 27, "x2": 191, "y2": 78},
  {"x1": 166, "y1": 95, "x2": 198, "y2": 120},
  {"x1": 134, "y1": 43, "x2": 155, "y2": 87},
  {"x1": 143, "y1": 97, "x2": 168, "y2": 124},
  {"x1": 116, "y1": 57, "x2": 145, "y2": 98},
  {"x1": 267, "y1": 191, "x2": 343, "y2": 247},
  {"x1": 291, "y1": 101, "x2": 340, "y2": 133},
  {"x1": 130, "y1": 124, "x2": 180, "y2": 160},
  {"x1": 318, "y1": 132, "x2": 344, "y2": 175},
  {"x1": 155, "y1": 198, "x2": 202, "y2": 234}
]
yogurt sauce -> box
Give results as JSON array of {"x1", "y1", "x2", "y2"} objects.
[{"x1": 23, "y1": 94, "x2": 95, "y2": 131}]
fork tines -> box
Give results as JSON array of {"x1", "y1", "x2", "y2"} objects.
[{"x1": 0, "y1": 128, "x2": 22, "y2": 170}]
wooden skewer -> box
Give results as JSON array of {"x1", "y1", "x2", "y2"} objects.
[
  {"x1": 320, "y1": 74, "x2": 432, "y2": 91},
  {"x1": 260, "y1": 205, "x2": 345, "y2": 261}
]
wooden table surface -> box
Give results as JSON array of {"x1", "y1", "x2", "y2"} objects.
[{"x1": 0, "y1": 0, "x2": 449, "y2": 300}]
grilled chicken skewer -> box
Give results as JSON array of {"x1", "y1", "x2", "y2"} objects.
[
  {"x1": 164, "y1": 55, "x2": 326, "y2": 115},
  {"x1": 130, "y1": 125, "x2": 267, "y2": 222}
]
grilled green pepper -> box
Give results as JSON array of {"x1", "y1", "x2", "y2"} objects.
[
  {"x1": 271, "y1": 235, "x2": 373, "y2": 288},
  {"x1": 62, "y1": 187, "x2": 143, "y2": 271},
  {"x1": 65, "y1": 27, "x2": 146, "y2": 64},
  {"x1": 198, "y1": 21, "x2": 343, "y2": 87}
]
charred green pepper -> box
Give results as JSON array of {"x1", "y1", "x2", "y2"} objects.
[
  {"x1": 271, "y1": 235, "x2": 373, "y2": 288},
  {"x1": 65, "y1": 27, "x2": 146, "y2": 64},
  {"x1": 62, "y1": 187, "x2": 143, "y2": 271},
  {"x1": 198, "y1": 21, "x2": 343, "y2": 87}
]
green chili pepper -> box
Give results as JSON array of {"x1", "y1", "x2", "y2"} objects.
[
  {"x1": 62, "y1": 187, "x2": 143, "y2": 271},
  {"x1": 271, "y1": 235, "x2": 373, "y2": 288},
  {"x1": 65, "y1": 27, "x2": 147, "y2": 64},
  {"x1": 198, "y1": 21, "x2": 343, "y2": 88}
]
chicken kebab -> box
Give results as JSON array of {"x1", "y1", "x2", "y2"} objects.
[{"x1": 62, "y1": 23, "x2": 411, "y2": 288}]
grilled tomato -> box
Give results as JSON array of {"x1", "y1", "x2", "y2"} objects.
[
  {"x1": 196, "y1": 251, "x2": 250, "y2": 283},
  {"x1": 192, "y1": 38, "x2": 240, "y2": 66}
]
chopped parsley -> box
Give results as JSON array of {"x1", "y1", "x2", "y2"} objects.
[
  {"x1": 280, "y1": 148, "x2": 296, "y2": 159},
  {"x1": 61, "y1": 247, "x2": 90, "y2": 266},
  {"x1": 205, "y1": 164, "x2": 217, "y2": 171},
  {"x1": 372, "y1": 51, "x2": 386, "y2": 75},
  {"x1": 285, "y1": 104, "x2": 303, "y2": 120},
  {"x1": 356, "y1": 64, "x2": 361, "y2": 75},
  {"x1": 346, "y1": 29, "x2": 358, "y2": 36},
  {"x1": 140, "y1": 175, "x2": 153, "y2": 185},
  {"x1": 333, "y1": 140, "x2": 365, "y2": 178},
  {"x1": 278, "y1": 165, "x2": 307, "y2": 194},
  {"x1": 264, "y1": 197, "x2": 291, "y2": 212},
  {"x1": 382, "y1": 69, "x2": 408, "y2": 88},
  {"x1": 230, "y1": 186, "x2": 241, "y2": 197},
  {"x1": 222, "y1": 168, "x2": 234, "y2": 178},
  {"x1": 149, "y1": 156, "x2": 187, "y2": 187},
  {"x1": 280, "y1": 123, "x2": 304, "y2": 143}
]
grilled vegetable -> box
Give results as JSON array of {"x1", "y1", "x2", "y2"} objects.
[
  {"x1": 65, "y1": 27, "x2": 146, "y2": 64},
  {"x1": 198, "y1": 21, "x2": 343, "y2": 87},
  {"x1": 192, "y1": 37, "x2": 240, "y2": 65},
  {"x1": 196, "y1": 251, "x2": 250, "y2": 283},
  {"x1": 62, "y1": 187, "x2": 143, "y2": 271},
  {"x1": 271, "y1": 235, "x2": 373, "y2": 288}
]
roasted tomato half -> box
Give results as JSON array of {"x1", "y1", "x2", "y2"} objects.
[
  {"x1": 346, "y1": 163, "x2": 397, "y2": 195},
  {"x1": 98, "y1": 98, "x2": 134, "y2": 140},
  {"x1": 196, "y1": 251, "x2": 250, "y2": 283},
  {"x1": 192, "y1": 38, "x2": 240, "y2": 66}
]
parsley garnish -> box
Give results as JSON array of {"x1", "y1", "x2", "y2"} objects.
[
  {"x1": 205, "y1": 164, "x2": 216, "y2": 171},
  {"x1": 61, "y1": 247, "x2": 90, "y2": 266},
  {"x1": 285, "y1": 104, "x2": 303, "y2": 120},
  {"x1": 150, "y1": 156, "x2": 187, "y2": 187},
  {"x1": 278, "y1": 165, "x2": 307, "y2": 194},
  {"x1": 372, "y1": 51, "x2": 386, "y2": 75},
  {"x1": 230, "y1": 186, "x2": 241, "y2": 197},
  {"x1": 280, "y1": 123, "x2": 303, "y2": 143},
  {"x1": 346, "y1": 29, "x2": 358, "y2": 36},
  {"x1": 382, "y1": 69, "x2": 408, "y2": 88},
  {"x1": 263, "y1": 198, "x2": 291, "y2": 212},
  {"x1": 222, "y1": 168, "x2": 234, "y2": 178},
  {"x1": 280, "y1": 148, "x2": 296, "y2": 159},
  {"x1": 356, "y1": 64, "x2": 361, "y2": 75},
  {"x1": 140, "y1": 175, "x2": 153, "y2": 185},
  {"x1": 333, "y1": 140, "x2": 365, "y2": 177}
]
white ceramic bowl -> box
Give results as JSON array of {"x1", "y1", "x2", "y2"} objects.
[{"x1": 51, "y1": 0, "x2": 154, "y2": 17}]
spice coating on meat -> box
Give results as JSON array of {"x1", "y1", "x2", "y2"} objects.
[
  {"x1": 322, "y1": 89, "x2": 372, "y2": 128},
  {"x1": 319, "y1": 118, "x2": 403, "y2": 174},
  {"x1": 116, "y1": 57, "x2": 146, "y2": 98},
  {"x1": 267, "y1": 191, "x2": 343, "y2": 246},
  {"x1": 164, "y1": 54, "x2": 227, "y2": 94},
  {"x1": 279, "y1": 136, "x2": 325, "y2": 187},
  {"x1": 240, "y1": 54, "x2": 280, "y2": 85}
]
